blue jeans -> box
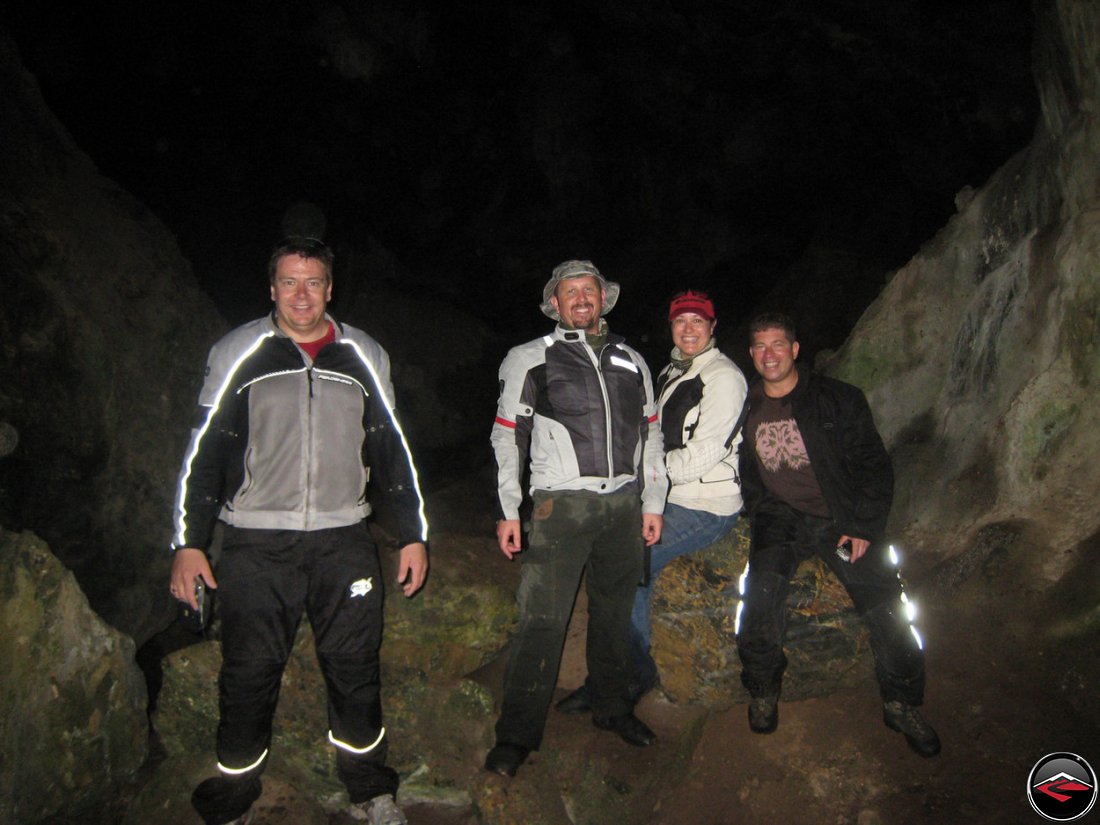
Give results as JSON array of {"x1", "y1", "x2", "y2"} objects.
[{"x1": 628, "y1": 503, "x2": 740, "y2": 695}]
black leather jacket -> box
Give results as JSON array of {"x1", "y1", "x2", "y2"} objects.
[{"x1": 739, "y1": 368, "x2": 894, "y2": 542}]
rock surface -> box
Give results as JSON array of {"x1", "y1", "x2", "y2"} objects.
[
  {"x1": 0, "y1": 529, "x2": 148, "y2": 824},
  {"x1": 140, "y1": 530, "x2": 514, "y2": 822},
  {"x1": 649, "y1": 521, "x2": 876, "y2": 707},
  {"x1": 0, "y1": 31, "x2": 226, "y2": 646},
  {"x1": 140, "y1": 516, "x2": 888, "y2": 823},
  {"x1": 823, "y1": 0, "x2": 1100, "y2": 600}
]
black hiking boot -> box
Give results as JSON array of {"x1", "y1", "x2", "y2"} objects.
[
  {"x1": 883, "y1": 700, "x2": 941, "y2": 757},
  {"x1": 748, "y1": 694, "x2": 779, "y2": 734}
]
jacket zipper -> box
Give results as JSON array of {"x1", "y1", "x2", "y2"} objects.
[
  {"x1": 589, "y1": 343, "x2": 615, "y2": 479},
  {"x1": 305, "y1": 365, "x2": 314, "y2": 529}
]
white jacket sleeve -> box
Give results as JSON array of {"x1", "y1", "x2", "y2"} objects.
[
  {"x1": 490, "y1": 346, "x2": 536, "y2": 521},
  {"x1": 637, "y1": 355, "x2": 669, "y2": 514}
]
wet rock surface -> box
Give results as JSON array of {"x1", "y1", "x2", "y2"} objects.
[
  {"x1": 0, "y1": 529, "x2": 148, "y2": 824},
  {"x1": 649, "y1": 522, "x2": 873, "y2": 707}
]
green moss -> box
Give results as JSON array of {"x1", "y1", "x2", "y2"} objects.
[
  {"x1": 830, "y1": 340, "x2": 902, "y2": 396},
  {"x1": 1065, "y1": 279, "x2": 1100, "y2": 386},
  {"x1": 444, "y1": 678, "x2": 495, "y2": 718},
  {"x1": 1019, "y1": 400, "x2": 1079, "y2": 481}
]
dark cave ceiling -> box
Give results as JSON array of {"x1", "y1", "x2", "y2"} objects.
[{"x1": 7, "y1": 0, "x2": 1036, "y2": 349}]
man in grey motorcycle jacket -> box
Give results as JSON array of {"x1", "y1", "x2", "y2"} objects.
[{"x1": 168, "y1": 236, "x2": 427, "y2": 825}]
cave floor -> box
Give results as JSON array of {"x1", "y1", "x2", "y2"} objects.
[{"x1": 384, "y1": 548, "x2": 1098, "y2": 825}]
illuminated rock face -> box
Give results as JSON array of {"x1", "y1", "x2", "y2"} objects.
[
  {"x1": 0, "y1": 529, "x2": 148, "y2": 824},
  {"x1": 826, "y1": 0, "x2": 1100, "y2": 598}
]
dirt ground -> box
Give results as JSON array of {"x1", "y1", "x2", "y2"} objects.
[
  {"x1": 643, "y1": 581, "x2": 1100, "y2": 825},
  {"x1": 397, "y1": 528, "x2": 1100, "y2": 825}
]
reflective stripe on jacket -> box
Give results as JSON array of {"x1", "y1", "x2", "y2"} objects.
[{"x1": 172, "y1": 314, "x2": 427, "y2": 551}]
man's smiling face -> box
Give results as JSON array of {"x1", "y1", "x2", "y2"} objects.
[{"x1": 550, "y1": 275, "x2": 605, "y2": 333}]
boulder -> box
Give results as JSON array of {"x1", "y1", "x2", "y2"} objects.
[
  {"x1": 651, "y1": 521, "x2": 876, "y2": 707},
  {"x1": 0, "y1": 529, "x2": 147, "y2": 824},
  {"x1": 0, "y1": 32, "x2": 226, "y2": 646}
]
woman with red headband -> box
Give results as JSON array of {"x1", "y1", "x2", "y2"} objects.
[{"x1": 557, "y1": 290, "x2": 748, "y2": 710}]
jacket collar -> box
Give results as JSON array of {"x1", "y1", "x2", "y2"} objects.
[
  {"x1": 668, "y1": 344, "x2": 721, "y2": 374},
  {"x1": 265, "y1": 310, "x2": 344, "y2": 341},
  {"x1": 551, "y1": 323, "x2": 624, "y2": 347}
]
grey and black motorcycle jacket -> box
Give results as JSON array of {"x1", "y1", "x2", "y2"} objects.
[
  {"x1": 171, "y1": 314, "x2": 428, "y2": 552},
  {"x1": 491, "y1": 325, "x2": 668, "y2": 521}
]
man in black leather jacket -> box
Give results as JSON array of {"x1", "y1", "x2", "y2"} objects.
[{"x1": 736, "y1": 312, "x2": 940, "y2": 757}]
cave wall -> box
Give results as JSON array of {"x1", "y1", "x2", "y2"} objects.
[
  {"x1": 0, "y1": 32, "x2": 227, "y2": 643},
  {"x1": 826, "y1": 0, "x2": 1100, "y2": 584}
]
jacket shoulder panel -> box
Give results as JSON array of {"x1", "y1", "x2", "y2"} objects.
[
  {"x1": 337, "y1": 323, "x2": 389, "y2": 367},
  {"x1": 498, "y1": 337, "x2": 552, "y2": 410},
  {"x1": 333, "y1": 323, "x2": 395, "y2": 405},
  {"x1": 804, "y1": 372, "x2": 865, "y2": 402},
  {"x1": 200, "y1": 317, "x2": 280, "y2": 406}
]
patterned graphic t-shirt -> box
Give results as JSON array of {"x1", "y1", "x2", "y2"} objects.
[{"x1": 748, "y1": 388, "x2": 831, "y2": 518}]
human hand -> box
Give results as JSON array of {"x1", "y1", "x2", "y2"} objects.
[
  {"x1": 838, "y1": 535, "x2": 870, "y2": 563},
  {"x1": 397, "y1": 542, "x2": 429, "y2": 597},
  {"x1": 170, "y1": 547, "x2": 216, "y2": 609},
  {"x1": 642, "y1": 513, "x2": 663, "y2": 547},
  {"x1": 497, "y1": 519, "x2": 523, "y2": 559}
]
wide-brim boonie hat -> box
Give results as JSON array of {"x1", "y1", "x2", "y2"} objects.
[{"x1": 539, "y1": 259, "x2": 621, "y2": 320}]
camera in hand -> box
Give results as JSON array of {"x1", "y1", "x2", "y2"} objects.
[{"x1": 177, "y1": 576, "x2": 214, "y2": 633}]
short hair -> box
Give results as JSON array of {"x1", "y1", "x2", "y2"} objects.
[
  {"x1": 268, "y1": 236, "x2": 334, "y2": 283},
  {"x1": 748, "y1": 312, "x2": 797, "y2": 344}
]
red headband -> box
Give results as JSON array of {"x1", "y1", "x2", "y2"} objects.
[{"x1": 668, "y1": 291, "x2": 715, "y2": 322}]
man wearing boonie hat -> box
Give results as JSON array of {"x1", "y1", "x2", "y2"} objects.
[
  {"x1": 555, "y1": 289, "x2": 748, "y2": 714},
  {"x1": 485, "y1": 259, "x2": 667, "y2": 777}
]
